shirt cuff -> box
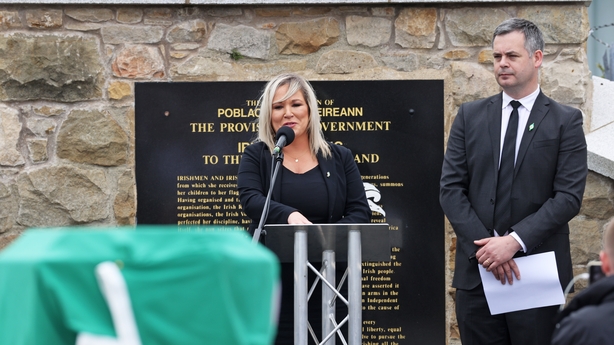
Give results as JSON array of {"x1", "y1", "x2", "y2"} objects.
[{"x1": 509, "y1": 232, "x2": 527, "y2": 253}]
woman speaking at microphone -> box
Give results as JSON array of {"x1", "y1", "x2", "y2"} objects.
[
  {"x1": 238, "y1": 73, "x2": 370, "y2": 231},
  {"x1": 237, "y1": 73, "x2": 370, "y2": 344}
]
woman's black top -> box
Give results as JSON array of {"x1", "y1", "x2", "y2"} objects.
[{"x1": 280, "y1": 165, "x2": 329, "y2": 223}]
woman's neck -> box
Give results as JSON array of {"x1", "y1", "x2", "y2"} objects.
[
  {"x1": 281, "y1": 134, "x2": 317, "y2": 173},
  {"x1": 283, "y1": 134, "x2": 311, "y2": 156}
]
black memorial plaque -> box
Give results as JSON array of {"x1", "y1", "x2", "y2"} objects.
[{"x1": 135, "y1": 80, "x2": 444, "y2": 345}]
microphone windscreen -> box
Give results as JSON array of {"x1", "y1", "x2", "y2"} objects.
[{"x1": 275, "y1": 126, "x2": 295, "y2": 146}]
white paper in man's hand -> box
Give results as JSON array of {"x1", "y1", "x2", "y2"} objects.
[{"x1": 479, "y1": 251, "x2": 565, "y2": 315}]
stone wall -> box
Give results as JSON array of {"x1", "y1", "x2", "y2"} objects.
[{"x1": 0, "y1": 2, "x2": 612, "y2": 344}]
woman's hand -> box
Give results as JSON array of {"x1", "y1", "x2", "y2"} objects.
[{"x1": 288, "y1": 211, "x2": 312, "y2": 224}]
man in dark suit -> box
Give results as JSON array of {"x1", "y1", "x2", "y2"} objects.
[{"x1": 440, "y1": 18, "x2": 587, "y2": 345}]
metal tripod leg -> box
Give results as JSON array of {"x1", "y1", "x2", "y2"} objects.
[
  {"x1": 295, "y1": 230, "x2": 308, "y2": 345},
  {"x1": 348, "y1": 230, "x2": 362, "y2": 345},
  {"x1": 322, "y1": 250, "x2": 335, "y2": 345}
]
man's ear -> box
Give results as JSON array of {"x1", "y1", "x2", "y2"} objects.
[
  {"x1": 533, "y1": 49, "x2": 544, "y2": 69},
  {"x1": 600, "y1": 250, "x2": 611, "y2": 275}
]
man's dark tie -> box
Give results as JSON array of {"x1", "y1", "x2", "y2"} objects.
[{"x1": 494, "y1": 100, "x2": 521, "y2": 236}]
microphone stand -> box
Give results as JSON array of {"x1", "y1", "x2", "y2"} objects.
[{"x1": 252, "y1": 150, "x2": 284, "y2": 244}]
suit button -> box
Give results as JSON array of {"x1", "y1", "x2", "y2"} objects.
[{"x1": 490, "y1": 199, "x2": 495, "y2": 205}]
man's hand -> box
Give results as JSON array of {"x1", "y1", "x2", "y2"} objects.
[
  {"x1": 475, "y1": 236, "x2": 522, "y2": 284},
  {"x1": 490, "y1": 259, "x2": 520, "y2": 284}
]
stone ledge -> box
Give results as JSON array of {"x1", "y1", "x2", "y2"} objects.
[
  {"x1": 591, "y1": 76, "x2": 614, "y2": 132},
  {"x1": 587, "y1": 122, "x2": 614, "y2": 180},
  {"x1": 0, "y1": 0, "x2": 592, "y2": 4},
  {"x1": 587, "y1": 76, "x2": 614, "y2": 180}
]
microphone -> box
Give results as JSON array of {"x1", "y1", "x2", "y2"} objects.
[{"x1": 272, "y1": 126, "x2": 295, "y2": 155}]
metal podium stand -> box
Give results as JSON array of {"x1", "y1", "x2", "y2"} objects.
[{"x1": 265, "y1": 224, "x2": 390, "y2": 345}]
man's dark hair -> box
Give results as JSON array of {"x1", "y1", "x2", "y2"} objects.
[{"x1": 492, "y1": 18, "x2": 545, "y2": 55}]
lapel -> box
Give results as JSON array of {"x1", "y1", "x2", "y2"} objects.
[
  {"x1": 487, "y1": 93, "x2": 503, "y2": 183},
  {"x1": 514, "y1": 91, "x2": 550, "y2": 175},
  {"x1": 317, "y1": 148, "x2": 336, "y2": 218}
]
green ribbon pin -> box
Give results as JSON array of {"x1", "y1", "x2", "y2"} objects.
[{"x1": 529, "y1": 123, "x2": 535, "y2": 131}]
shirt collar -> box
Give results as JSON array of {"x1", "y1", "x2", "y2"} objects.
[{"x1": 502, "y1": 85, "x2": 540, "y2": 112}]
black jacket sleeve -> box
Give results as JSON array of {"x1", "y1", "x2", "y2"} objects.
[{"x1": 237, "y1": 142, "x2": 297, "y2": 226}]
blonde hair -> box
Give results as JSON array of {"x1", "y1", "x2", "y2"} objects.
[{"x1": 256, "y1": 73, "x2": 331, "y2": 158}]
